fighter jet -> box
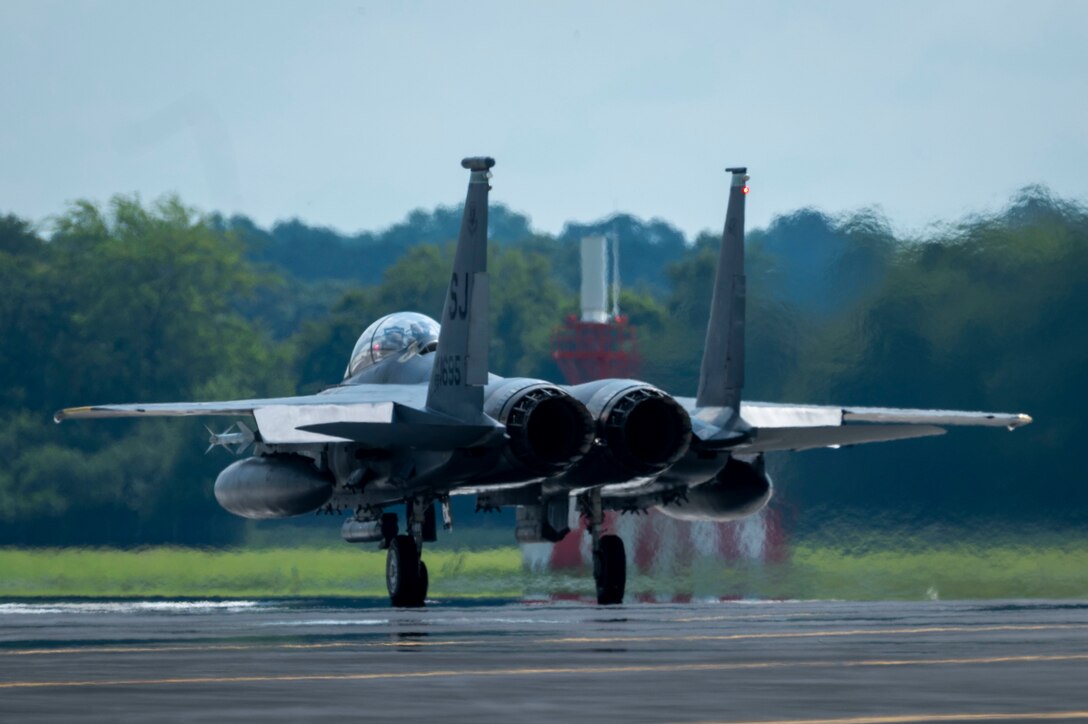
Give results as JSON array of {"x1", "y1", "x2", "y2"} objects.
[{"x1": 55, "y1": 157, "x2": 1032, "y2": 607}]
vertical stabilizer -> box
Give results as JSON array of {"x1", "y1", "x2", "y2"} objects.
[
  {"x1": 426, "y1": 157, "x2": 494, "y2": 420},
  {"x1": 695, "y1": 167, "x2": 749, "y2": 420}
]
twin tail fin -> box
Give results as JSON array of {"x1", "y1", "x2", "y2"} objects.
[
  {"x1": 425, "y1": 157, "x2": 494, "y2": 420},
  {"x1": 695, "y1": 167, "x2": 749, "y2": 422}
]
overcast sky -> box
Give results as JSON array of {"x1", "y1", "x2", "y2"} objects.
[{"x1": 3, "y1": 0, "x2": 1086, "y2": 239}]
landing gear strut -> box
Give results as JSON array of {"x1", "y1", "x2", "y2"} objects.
[
  {"x1": 583, "y1": 488, "x2": 626, "y2": 605},
  {"x1": 385, "y1": 498, "x2": 432, "y2": 607}
]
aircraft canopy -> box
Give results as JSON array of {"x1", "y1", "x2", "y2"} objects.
[{"x1": 345, "y1": 312, "x2": 441, "y2": 378}]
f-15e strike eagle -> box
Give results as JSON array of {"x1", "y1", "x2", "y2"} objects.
[{"x1": 56, "y1": 157, "x2": 1032, "y2": 607}]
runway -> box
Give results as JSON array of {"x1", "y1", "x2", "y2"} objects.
[{"x1": 3, "y1": 598, "x2": 1088, "y2": 723}]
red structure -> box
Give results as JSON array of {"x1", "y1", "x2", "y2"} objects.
[
  {"x1": 550, "y1": 314, "x2": 641, "y2": 383},
  {"x1": 535, "y1": 236, "x2": 789, "y2": 590},
  {"x1": 549, "y1": 310, "x2": 639, "y2": 572}
]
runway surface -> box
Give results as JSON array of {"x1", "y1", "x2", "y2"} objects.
[{"x1": 3, "y1": 597, "x2": 1088, "y2": 723}]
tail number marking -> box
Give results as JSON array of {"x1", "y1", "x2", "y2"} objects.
[
  {"x1": 448, "y1": 273, "x2": 472, "y2": 320},
  {"x1": 433, "y1": 354, "x2": 463, "y2": 388}
]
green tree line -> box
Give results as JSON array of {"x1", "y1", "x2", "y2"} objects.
[{"x1": 0, "y1": 187, "x2": 1083, "y2": 545}]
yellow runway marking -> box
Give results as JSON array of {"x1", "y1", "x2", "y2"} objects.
[
  {"x1": 2, "y1": 640, "x2": 460, "y2": 657},
  {"x1": 548, "y1": 623, "x2": 1088, "y2": 645},
  {"x1": 4, "y1": 623, "x2": 1085, "y2": 657},
  {"x1": 670, "y1": 613, "x2": 820, "y2": 623},
  {"x1": 686, "y1": 711, "x2": 1088, "y2": 724},
  {"x1": 3, "y1": 652, "x2": 1087, "y2": 690}
]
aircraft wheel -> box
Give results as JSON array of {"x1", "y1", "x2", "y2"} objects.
[
  {"x1": 594, "y1": 534, "x2": 626, "y2": 605},
  {"x1": 418, "y1": 560, "x2": 429, "y2": 602},
  {"x1": 386, "y1": 535, "x2": 425, "y2": 607}
]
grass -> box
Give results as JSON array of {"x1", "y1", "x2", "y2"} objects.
[
  {"x1": 0, "y1": 547, "x2": 526, "y2": 598},
  {"x1": 650, "y1": 542, "x2": 1088, "y2": 601},
  {"x1": 1, "y1": 538, "x2": 1086, "y2": 600}
]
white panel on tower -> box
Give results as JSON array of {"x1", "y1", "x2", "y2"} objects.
[{"x1": 580, "y1": 236, "x2": 609, "y2": 323}]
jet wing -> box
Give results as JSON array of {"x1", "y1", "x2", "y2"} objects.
[
  {"x1": 52, "y1": 386, "x2": 498, "y2": 447},
  {"x1": 53, "y1": 385, "x2": 429, "y2": 422},
  {"x1": 55, "y1": 398, "x2": 394, "y2": 445},
  {"x1": 679, "y1": 399, "x2": 1032, "y2": 453},
  {"x1": 53, "y1": 395, "x2": 317, "y2": 421}
]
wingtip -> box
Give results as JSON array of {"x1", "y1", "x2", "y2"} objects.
[
  {"x1": 1010, "y1": 413, "x2": 1033, "y2": 430},
  {"x1": 55, "y1": 405, "x2": 99, "y2": 423},
  {"x1": 53, "y1": 407, "x2": 83, "y2": 423}
]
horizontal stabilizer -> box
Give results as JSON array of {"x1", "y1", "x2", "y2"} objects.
[
  {"x1": 729, "y1": 423, "x2": 947, "y2": 454},
  {"x1": 253, "y1": 403, "x2": 395, "y2": 444},
  {"x1": 298, "y1": 421, "x2": 498, "y2": 449},
  {"x1": 258, "y1": 402, "x2": 502, "y2": 448},
  {"x1": 678, "y1": 399, "x2": 1032, "y2": 452}
]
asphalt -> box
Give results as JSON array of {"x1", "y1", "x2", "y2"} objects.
[{"x1": 3, "y1": 597, "x2": 1088, "y2": 723}]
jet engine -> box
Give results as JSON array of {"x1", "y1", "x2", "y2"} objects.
[
  {"x1": 214, "y1": 455, "x2": 334, "y2": 519},
  {"x1": 482, "y1": 379, "x2": 595, "y2": 480},
  {"x1": 562, "y1": 380, "x2": 692, "y2": 484},
  {"x1": 656, "y1": 455, "x2": 772, "y2": 522}
]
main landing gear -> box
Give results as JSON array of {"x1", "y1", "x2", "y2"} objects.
[
  {"x1": 384, "y1": 498, "x2": 444, "y2": 608},
  {"x1": 582, "y1": 489, "x2": 626, "y2": 605},
  {"x1": 386, "y1": 534, "x2": 427, "y2": 607}
]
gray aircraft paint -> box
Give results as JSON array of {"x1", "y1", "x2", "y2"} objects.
[
  {"x1": 696, "y1": 167, "x2": 748, "y2": 418},
  {"x1": 53, "y1": 158, "x2": 1032, "y2": 605},
  {"x1": 425, "y1": 157, "x2": 494, "y2": 422},
  {"x1": 55, "y1": 161, "x2": 1031, "y2": 455}
]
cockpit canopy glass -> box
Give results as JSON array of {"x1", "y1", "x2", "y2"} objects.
[{"x1": 344, "y1": 312, "x2": 441, "y2": 378}]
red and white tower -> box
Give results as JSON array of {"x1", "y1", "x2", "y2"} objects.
[
  {"x1": 551, "y1": 235, "x2": 640, "y2": 382},
  {"x1": 535, "y1": 234, "x2": 787, "y2": 597}
]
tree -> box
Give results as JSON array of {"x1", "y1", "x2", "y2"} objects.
[
  {"x1": 0, "y1": 197, "x2": 289, "y2": 544},
  {"x1": 781, "y1": 188, "x2": 1088, "y2": 525}
]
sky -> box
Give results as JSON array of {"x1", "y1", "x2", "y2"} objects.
[{"x1": 2, "y1": 0, "x2": 1086, "y2": 240}]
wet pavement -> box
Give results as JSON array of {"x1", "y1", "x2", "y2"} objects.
[{"x1": 3, "y1": 597, "x2": 1088, "y2": 722}]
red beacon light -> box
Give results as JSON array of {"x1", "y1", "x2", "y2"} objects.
[{"x1": 726, "y1": 167, "x2": 750, "y2": 195}]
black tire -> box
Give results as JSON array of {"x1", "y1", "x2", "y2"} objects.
[
  {"x1": 594, "y1": 534, "x2": 626, "y2": 605},
  {"x1": 386, "y1": 535, "x2": 424, "y2": 607},
  {"x1": 418, "y1": 560, "x2": 429, "y2": 602}
]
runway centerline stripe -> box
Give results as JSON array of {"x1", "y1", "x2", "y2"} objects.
[
  {"x1": 4, "y1": 623, "x2": 1085, "y2": 657},
  {"x1": 683, "y1": 711, "x2": 1088, "y2": 724},
  {"x1": 3, "y1": 653, "x2": 1088, "y2": 690}
]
